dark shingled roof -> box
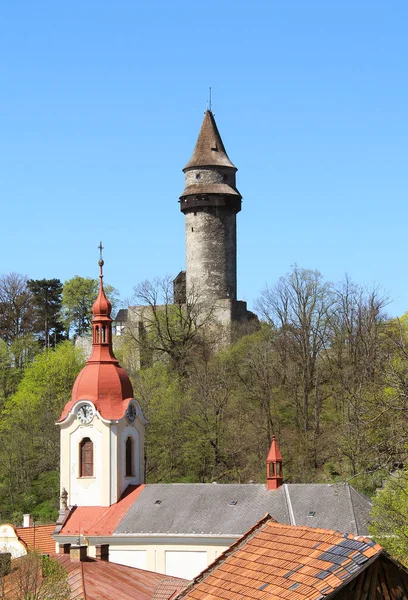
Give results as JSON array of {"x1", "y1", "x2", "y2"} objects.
[
  {"x1": 180, "y1": 183, "x2": 241, "y2": 198},
  {"x1": 114, "y1": 308, "x2": 128, "y2": 322},
  {"x1": 113, "y1": 483, "x2": 371, "y2": 537},
  {"x1": 183, "y1": 110, "x2": 237, "y2": 170}
]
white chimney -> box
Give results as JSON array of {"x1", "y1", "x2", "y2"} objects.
[{"x1": 23, "y1": 514, "x2": 33, "y2": 528}]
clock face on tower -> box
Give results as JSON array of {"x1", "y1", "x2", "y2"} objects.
[
  {"x1": 77, "y1": 405, "x2": 94, "y2": 424},
  {"x1": 126, "y1": 403, "x2": 137, "y2": 424}
]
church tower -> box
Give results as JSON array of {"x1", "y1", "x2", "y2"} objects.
[
  {"x1": 58, "y1": 254, "x2": 146, "y2": 508},
  {"x1": 180, "y1": 110, "x2": 242, "y2": 305}
]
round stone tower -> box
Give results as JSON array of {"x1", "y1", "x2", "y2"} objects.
[{"x1": 179, "y1": 110, "x2": 242, "y2": 305}]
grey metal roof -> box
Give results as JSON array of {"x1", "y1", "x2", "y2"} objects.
[
  {"x1": 114, "y1": 483, "x2": 371, "y2": 537},
  {"x1": 284, "y1": 483, "x2": 371, "y2": 534}
]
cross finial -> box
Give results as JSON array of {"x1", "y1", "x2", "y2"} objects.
[
  {"x1": 98, "y1": 241, "x2": 104, "y2": 279},
  {"x1": 208, "y1": 87, "x2": 212, "y2": 112}
]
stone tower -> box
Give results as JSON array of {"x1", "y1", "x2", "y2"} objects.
[
  {"x1": 179, "y1": 110, "x2": 255, "y2": 331},
  {"x1": 180, "y1": 110, "x2": 241, "y2": 304}
]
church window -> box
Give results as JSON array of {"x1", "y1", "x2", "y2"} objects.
[
  {"x1": 80, "y1": 438, "x2": 93, "y2": 477},
  {"x1": 95, "y1": 326, "x2": 100, "y2": 343},
  {"x1": 125, "y1": 437, "x2": 134, "y2": 477},
  {"x1": 102, "y1": 326, "x2": 106, "y2": 342}
]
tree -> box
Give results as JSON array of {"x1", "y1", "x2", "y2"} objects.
[
  {"x1": 27, "y1": 279, "x2": 64, "y2": 348},
  {"x1": 126, "y1": 276, "x2": 218, "y2": 375},
  {"x1": 370, "y1": 469, "x2": 408, "y2": 565},
  {"x1": 62, "y1": 275, "x2": 119, "y2": 338},
  {"x1": 256, "y1": 266, "x2": 334, "y2": 473},
  {"x1": 0, "y1": 551, "x2": 71, "y2": 600},
  {"x1": 0, "y1": 342, "x2": 85, "y2": 521},
  {"x1": 0, "y1": 273, "x2": 34, "y2": 344}
]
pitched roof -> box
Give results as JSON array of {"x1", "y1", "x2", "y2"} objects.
[
  {"x1": 60, "y1": 485, "x2": 145, "y2": 536},
  {"x1": 58, "y1": 483, "x2": 372, "y2": 541},
  {"x1": 184, "y1": 111, "x2": 237, "y2": 171},
  {"x1": 55, "y1": 554, "x2": 184, "y2": 600},
  {"x1": 1, "y1": 553, "x2": 186, "y2": 600},
  {"x1": 15, "y1": 524, "x2": 56, "y2": 554},
  {"x1": 114, "y1": 309, "x2": 128, "y2": 322},
  {"x1": 174, "y1": 515, "x2": 383, "y2": 600}
]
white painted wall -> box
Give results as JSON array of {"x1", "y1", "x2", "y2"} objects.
[
  {"x1": 59, "y1": 400, "x2": 145, "y2": 508},
  {"x1": 165, "y1": 551, "x2": 207, "y2": 578},
  {"x1": 109, "y1": 548, "x2": 147, "y2": 569},
  {"x1": 77, "y1": 539, "x2": 232, "y2": 579}
]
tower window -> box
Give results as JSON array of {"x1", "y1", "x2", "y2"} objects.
[
  {"x1": 80, "y1": 438, "x2": 93, "y2": 477},
  {"x1": 196, "y1": 173, "x2": 201, "y2": 179},
  {"x1": 126, "y1": 437, "x2": 134, "y2": 477},
  {"x1": 191, "y1": 227, "x2": 194, "y2": 232}
]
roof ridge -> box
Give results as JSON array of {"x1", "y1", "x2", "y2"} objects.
[
  {"x1": 173, "y1": 513, "x2": 274, "y2": 600},
  {"x1": 347, "y1": 481, "x2": 359, "y2": 534},
  {"x1": 80, "y1": 560, "x2": 87, "y2": 600},
  {"x1": 265, "y1": 520, "x2": 376, "y2": 541}
]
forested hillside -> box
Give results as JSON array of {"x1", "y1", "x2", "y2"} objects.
[{"x1": 1, "y1": 266, "x2": 407, "y2": 534}]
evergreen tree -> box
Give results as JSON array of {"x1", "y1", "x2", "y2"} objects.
[{"x1": 27, "y1": 279, "x2": 64, "y2": 348}]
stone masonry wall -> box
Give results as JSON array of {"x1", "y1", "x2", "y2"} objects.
[{"x1": 185, "y1": 207, "x2": 237, "y2": 303}]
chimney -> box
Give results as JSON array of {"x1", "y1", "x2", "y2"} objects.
[
  {"x1": 0, "y1": 553, "x2": 11, "y2": 577},
  {"x1": 266, "y1": 435, "x2": 283, "y2": 490},
  {"x1": 69, "y1": 545, "x2": 88, "y2": 562},
  {"x1": 23, "y1": 514, "x2": 33, "y2": 528},
  {"x1": 58, "y1": 543, "x2": 71, "y2": 555},
  {"x1": 95, "y1": 544, "x2": 109, "y2": 561}
]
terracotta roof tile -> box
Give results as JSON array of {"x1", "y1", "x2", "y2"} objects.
[
  {"x1": 59, "y1": 485, "x2": 145, "y2": 536},
  {"x1": 15, "y1": 524, "x2": 56, "y2": 554},
  {"x1": 174, "y1": 516, "x2": 383, "y2": 600}
]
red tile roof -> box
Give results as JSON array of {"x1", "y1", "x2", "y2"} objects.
[
  {"x1": 59, "y1": 485, "x2": 145, "y2": 536},
  {"x1": 2, "y1": 552, "x2": 185, "y2": 600},
  {"x1": 56, "y1": 554, "x2": 171, "y2": 600},
  {"x1": 15, "y1": 524, "x2": 56, "y2": 554},
  {"x1": 175, "y1": 514, "x2": 384, "y2": 600}
]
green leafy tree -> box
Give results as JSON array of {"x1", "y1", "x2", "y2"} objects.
[
  {"x1": 27, "y1": 279, "x2": 64, "y2": 348},
  {"x1": 62, "y1": 275, "x2": 119, "y2": 338},
  {"x1": 370, "y1": 469, "x2": 408, "y2": 564},
  {"x1": 0, "y1": 342, "x2": 85, "y2": 521}
]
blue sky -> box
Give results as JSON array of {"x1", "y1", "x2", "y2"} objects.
[{"x1": 0, "y1": 1, "x2": 407, "y2": 315}]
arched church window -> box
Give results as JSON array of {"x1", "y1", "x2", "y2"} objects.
[
  {"x1": 80, "y1": 438, "x2": 93, "y2": 477},
  {"x1": 125, "y1": 437, "x2": 134, "y2": 477},
  {"x1": 102, "y1": 326, "x2": 106, "y2": 343},
  {"x1": 94, "y1": 326, "x2": 100, "y2": 343}
]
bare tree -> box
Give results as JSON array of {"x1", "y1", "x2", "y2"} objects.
[
  {"x1": 125, "y1": 276, "x2": 219, "y2": 374},
  {"x1": 0, "y1": 552, "x2": 71, "y2": 600},
  {"x1": 257, "y1": 267, "x2": 334, "y2": 439},
  {"x1": 0, "y1": 273, "x2": 34, "y2": 344}
]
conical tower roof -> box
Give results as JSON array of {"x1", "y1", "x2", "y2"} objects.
[
  {"x1": 267, "y1": 435, "x2": 282, "y2": 462},
  {"x1": 184, "y1": 110, "x2": 237, "y2": 171}
]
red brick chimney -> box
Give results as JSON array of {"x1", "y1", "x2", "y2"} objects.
[{"x1": 266, "y1": 435, "x2": 283, "y2": 490}]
